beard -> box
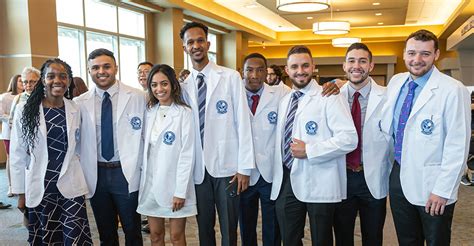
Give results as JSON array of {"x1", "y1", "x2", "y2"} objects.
[{"x1": 290, "y1": 74, "x2": 312, "y2": 89}]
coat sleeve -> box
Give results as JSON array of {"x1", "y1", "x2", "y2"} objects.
[
  {"x1": 432, "y1": 85, "x2": 471, "y2": 199},
  {"x1": 231, "y1": 71, "x2": 255, "y2": 175},
  {"x1": 305, "y1": 94, "x2": 358, "y2": 163},
  {"x1": 174, "y1": 108, "x2": 196, "y2": 199},
  {"x1": 9, "y1": 105, "x2": 29, "y2": 194}
]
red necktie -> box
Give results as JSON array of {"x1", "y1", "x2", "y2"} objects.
[
  {"x1": 251, "y1": 94, "x2": 260, "y2": 115},
  {"x1": 346, "y1": 91, "x2": 362, "y2": 170}
]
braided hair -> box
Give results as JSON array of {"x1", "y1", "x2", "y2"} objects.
[{"x1": 20, "y1": 58, "x2": 73, "y2": 150}]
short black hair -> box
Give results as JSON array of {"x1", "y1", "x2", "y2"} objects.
[
  {"x1": 243, "y1": 53, "x2": 267, "y2": 68},
  {"x1": 287, "y1": 45, "x2": 312, "y2": 59},
  {"x1": 137, "y1": 61, "x2": 153, "y2": 69},
  {"x1": 406, "y1": 29, "x2": 439, "y2": 51},
  {"x1": 269, "y1": 65, "x2": 283, "y2": 79},
  {"x1": 88, "y1": 48, "x2": 116, "y2": 63},
  {"x1": 180, "y1": 21, "x2": 209, "y2": 40},
  {"x1": 345, "y1": 43, "x2": 373, "y2": 62}
]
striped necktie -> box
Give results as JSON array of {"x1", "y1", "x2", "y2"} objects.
[
  {"x1": 197, "y1": 73, "x2": 206, "y2": 147},
  {"x1": 282, "y1": 91, "x2": 304, "y2": 170},
  {"x1": 394, "y1": 81, "x2": 418, "y2": 164}
]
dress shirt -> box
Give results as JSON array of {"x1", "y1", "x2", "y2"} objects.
[
  {"x1": 392, "y1": 67, "x2": 434, "y2": 138},
  {"x1": 245, "y1": 86, "x2": 264, "y2": 109},
  {"x1": 95, "y1": 82, "x2": 120, "y2": 162},
  {"x1": 347, "y1": 82, "x2": 371, "y2": 163}
]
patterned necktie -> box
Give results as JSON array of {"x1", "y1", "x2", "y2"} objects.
[
  {"x1": 394, "y1": 81, "x2": 418, "y2": 164},
  {"x1": 197, "y1": 73, "x2": 206, "y2": 147},
  {"x1": 282, "y1": 91, "x2": 304, "y2": 170},
  {"x1": 347, "y1": 91, "x2": 362, "y2": 170},
  {"x1": 101, "y1": 92, "x2": 114, "y2": 161},
  {"x1": 250, "y1": 94, "x2": 260, "y2": 115}
]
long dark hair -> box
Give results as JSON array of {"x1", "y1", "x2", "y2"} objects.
[
  {"x1": 7, "y1": 74, "x2": 21, "y2": 95},
  {"x1": 146, "y1": 64, "x2": 189, "y2": 109},
  {"x1": 20, "y1": 58, "x2": 73, "y2": 149}
]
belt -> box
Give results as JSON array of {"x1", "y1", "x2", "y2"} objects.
[
  {"x1": 347, "y1": 164, "x2": 363, "y2": 172},
  {"x1": 98, "y1": 161, "x2": 121, "y2": 168}
]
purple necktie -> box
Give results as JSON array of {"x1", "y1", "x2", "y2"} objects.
[{"x1": 394, "y1": 81, "x2": 418, "y2": 164}]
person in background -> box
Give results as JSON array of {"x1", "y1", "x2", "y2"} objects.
[
  {"x1": 10, "y1": 58, "x2": 92, "y2": 245},
  {"x1": 267, "y1": 65, "x2": 289, "y2": 89},
  {"x1": 178, "y1": 69, "x2": 190, "y2": 83},
  {"x1": 75, "y1": 48, "x2": 145, "y2": 246},
  {"x1": 137, "y1": 62, "x2": 153, "y2": 91},
  {"x1": 72, "y1": 77, "x2": 89, "y2": 98},
  {"x1": 0, "y1": 74, "x2": 23, "y2": 207},
  {"x1": 138, "y1": 64, "x2": 196, "y2": 246}
]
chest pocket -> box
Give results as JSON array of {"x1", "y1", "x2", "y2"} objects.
[
  {"x1": 297, "y1": 116, "x2": 323, "y2": 143},
  {"x1": 414, "y1": 113, "x2": 442, "y2": 145}
]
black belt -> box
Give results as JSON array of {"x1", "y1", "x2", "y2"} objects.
[{"x1": 98, "y1": 161, "x2": 121, "y2": 168}]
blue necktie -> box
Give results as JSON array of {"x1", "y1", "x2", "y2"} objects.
[
  {"x1": 197, "y1": 73, "x2": 206, "y2": 148},
  {"x1": 101, "y1": 91, "x2": 114, "y2": 161},
  {"x1": 394, "y1": 81, "x2": 418, "y2": 164},
  {"x1": 282, "y1": 91, "x2": 304, "y2": 170}
]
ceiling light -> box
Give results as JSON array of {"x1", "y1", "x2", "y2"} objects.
[
  {"x1": 313, "y1": 21, "x2": 350, "y2": 35},
  {"x1": 307, "y1": 16, "x2": 314, "y2": 20},
  {"x1": 372, "y1": 2, "x2": 380, "y2": 5},
  {"x1": 378, "y1": 22, "x2": 384, "y2": 25},
  {"x1": 332, "y1": 37, "x2": 361, "y2": 47},
  {"x1": 277, "y1": 0, "x2": 329, "y2": 12},
  {"x1": 375, "y1": 13, "x2": 382, "y2": 16}
]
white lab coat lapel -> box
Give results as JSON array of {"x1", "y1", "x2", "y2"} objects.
[
  {"x1": 206, "y1": 63, "x2": 222, "y2": 108},
  {"x1": 407, "y1": 69, "x2": 439, "y2": 121},
  {"x1": 381, "y1": 73, "x2": 409, "y2": 135},
  {"x1": 59, "y1": 99, "x2": 78, "y2": 178},
  {"x1": 295, "y1": 81, "x2": 318, "y2": 117},
  {"x1": 155, "y1": 104, "x2": 178, "y2": 137},
  {"x1": 254, "y1": 84, "x2": 275, "y2": 117},
  {"x1": 117, "y1": 85, "x2": 131, "y2": 122},
  {"x1": 365, "y1": 80, "x2": 384, "y2": 124}
]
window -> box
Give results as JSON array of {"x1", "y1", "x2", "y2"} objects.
[
  {"x1": 56, "y1": 0, "x2": 146, "y2": 89},
  {"x1": 184, "y1": 32, "x2": 218, "y2": 70}
]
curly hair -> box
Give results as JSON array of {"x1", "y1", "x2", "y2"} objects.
[
  {"x1": 20, "y1": 58, "x2": 73, "y2": 150},
  {"x1": 146, "y1": 64, "x2": 189, "y2": 109}
]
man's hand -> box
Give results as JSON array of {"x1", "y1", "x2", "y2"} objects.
[
  {"x1": 290, "y1": 138, "x2": 307, "y2": 159},
  {"x1": 322, "y1": 82, "x2": 340, "y2": 97},
  {"x1": 17, "y1": 194, "x2": 26, "y2": 213},
  {"x1": 425, "y1": 193, "x2": 448, "y2": 216},
  {"x1": 172, "y1": 197, "x2": 185, "y2": 212},
  {"x1": 230, "y1": 173, "x2": 250, "y2": 195}
]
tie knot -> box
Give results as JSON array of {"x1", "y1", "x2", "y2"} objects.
[
  {"x1": 408, "y1": 81, "x2": 418, "y2": 91},
  {"x1": 251, "y1": 94, "x2": 260, "y2": 101},
  {"x1": 353, "y1": 91, "x2": 361, "y2": 100},
  {"x1": 103, "y1": 91, "x2": 110, "y2": 99},
  {"x1": 293, "y1": 91, "x2": 303, "y2": 100},
  {"x1": 197, "y1": 73, "x2": 204, "y2": 80}
]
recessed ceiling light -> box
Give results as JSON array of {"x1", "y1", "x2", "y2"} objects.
[
  {"x1": 373, "y1": 2, "x2": 380, "y2": 5},
  {"x1": 378, "y1": 22, "x2": 384, "y2": 25},
  {"x1": 375, "y1": 13, "x2": 382, "y2": 16},
  {"x1": 307, "y1": 16, "x2": 314, "y2": 20}
]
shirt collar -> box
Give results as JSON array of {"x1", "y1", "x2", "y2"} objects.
[
  {"x1": 409, "y1": 66, "x2": 434, "y2": 87},
  {"x1": 191, "y1": 61, "x2": 212, "y2": 81},
  {"x1": 245, "y1": 84, "x2": 264, "y2": 99},
  {"x1": 348, "y1": 79, "x2": 371, "y2": 99},
  {"x1": 291, "y1": 79, "x2": 315, "y2": 97},
  {"x1": 95, "y1": 81, "x2": 119, "y2": 98}
]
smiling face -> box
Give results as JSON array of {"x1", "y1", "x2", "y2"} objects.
[
  {"x1": 88, "y1": 55, "x2": 118, "y2": 90},
  {"x1": 150, "y1": 72, "x2": 173, "y2": 106},
  {"x1": 137, "y1": 64, "x2": 152, "y2": 89},
  {"x1": 343, "y1": 49, "x2": 374, "y2": 86},
  {"x1": 22, "y1": 72, "x2": 40, "y2": 94},
  {"x1": 244, "y1": 57, "x2": 267, "y2": 93},
  {"x1": 182, "y1": 27, "x2": 210, "y2": 64},
  {"x1": 286, "y1": 53, "x2": 314, "y2": 89},
  {"x1": 403, "y1": 38, "x2": 439, "y2": 80},
  {"x1": 43, "y1": 63, "x2": 70, "y2": 99}
]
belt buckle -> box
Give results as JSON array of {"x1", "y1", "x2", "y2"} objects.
[{"x1": 348, "y1": 165, "x2": 363, "y2": 172}]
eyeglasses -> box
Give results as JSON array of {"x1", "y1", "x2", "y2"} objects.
[
  {"x1": 22, "y1": 80, "x2": 38, "y2": 85},
  {"x1": 137, "y1": 70, "x2": 150, "y2": 75}
]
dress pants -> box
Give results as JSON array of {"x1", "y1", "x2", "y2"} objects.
[
  {"x1": 195, "y1": 170, "x2": 240, "y2": 246},
  {"x1": 239, "y1": 176, "x2": 281, "y2": 246},
  {"x1": 334, "y1": 169, "x2": 386, "y2": 246},
  {"x1": 90, "y1": 166, "x2": 143, "y2": 246},
  {"x1": 275, "y1": 168, "x2": 335, "y2": 246},
  {"x1": 389, "y1": 162, "x2": 455, "y2": 246}
]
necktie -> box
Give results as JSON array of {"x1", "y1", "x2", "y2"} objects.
[
  {"x1": 346, "y1": 92, "x2": 362, "y2": 170},
  {"x1": 197, "y1": 73, "x2": 206, "y2": 147},
  {"x1": 101, "y1": 92, "x2": 114, "y2": 161},
  {"x1": 282, "y1": 91, "x2": 304, "y2": 170},
  {"x1": 250, "y1": 94, "x2": 260, "y2": 115},
  {"x1": 394, "y1": 81, "x2": 418, "y2": 164}
]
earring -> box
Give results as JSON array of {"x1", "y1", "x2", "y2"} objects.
[{"x1": 43, "y1": 85, "x2": 47, "y2": 98}]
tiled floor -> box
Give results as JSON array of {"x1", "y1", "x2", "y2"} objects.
[{"x1": 1, "y1": 166, "x2": 473, "y2": 245}]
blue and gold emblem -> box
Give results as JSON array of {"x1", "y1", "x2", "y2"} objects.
[
  {"x1": 130, "y1": 116, "x2": 142, "y2": 130},
  {"x1": 216, "y1": 100, "x2": 228, "y2": 114},
  {"x1": 420, "y1": 119, "x2": 434, "y2": 135},
  {"x1": 267, "y1": 111, "x2": 277, "y2": 124},
  {"x1": 163, "y1": 131, "x2": 176, "y2": 145},
  {"x1": 305, "y1": 121, "x2": 318, "y2": 135}
]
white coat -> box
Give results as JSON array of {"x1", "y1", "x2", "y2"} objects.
[
  {"x1": 270, "y1": 80, "x2": 358, "y2": 203},
  {"x1": 249, "y1": 83, "x2": 290, "y2": 186},
  {"x1": 139, "y1": 103, "x2": 196, "y2": 207},
  {"x1": 10, "y1": 99, "x2": 89, "y2": 207},
  {"x1": 74, "y1": 82, "x2": 146, "y2": 197},
  {"x1": 181, "y1": 61, "x2": 255, "y2": 184},
  {"x1": 340, "y1": 79, "x2": 391, "y2": 199},
  {"x1": 380, "y1": 67, "x2": 471, "y2": 206}
]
